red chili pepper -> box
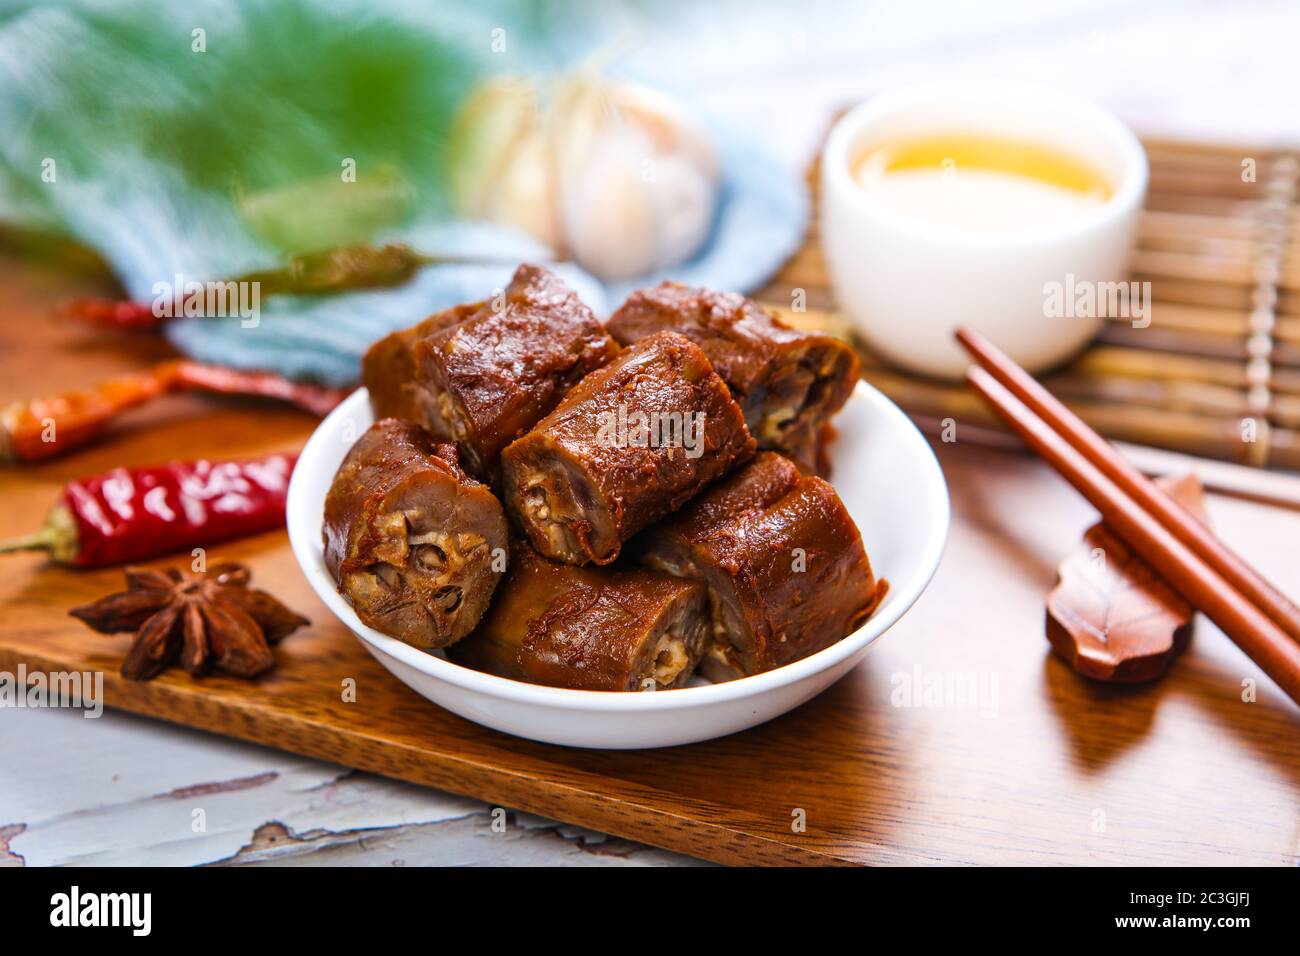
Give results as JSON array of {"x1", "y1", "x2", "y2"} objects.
[
  {"x1": 0, "y1": 360, "x2": 347, "y2": 462},
  {"x1": 0, "y1": 367, "x2": 169, "y2": 463},
  {"x1": 60, "y1": 297, "x2": 161, "y2": 331},
  {"x1": 0, "y1": 453, "x2": 297, "y2": 567},
  {"x1": 166, "y1": 361, "x2": 346, "y2": 417}
]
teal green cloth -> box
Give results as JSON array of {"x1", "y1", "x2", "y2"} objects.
[{"x1": 0, "y1": 0, "x2": 807, "y2": 385}]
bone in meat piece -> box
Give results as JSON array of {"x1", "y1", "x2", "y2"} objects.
[
  {"x1": 450, "y1": 542, "x2": 710, "y2": 691},
  {"x1": 607, "y1": 282, "x2": 859, "y2": 469},
  {"x1": 501, "y1": 330, "x2": 755, "y2": 566},
  {"x1": 361, "y1": 302, "x2": 479, "y2": 424},
  {"x1": 323, "y1": 418, "x2": 508, "y2": 648},
  {"x1": 407, "y1": 264, "x2": 619, "y2": 478},
  {"x1": 639, "y1": 451, "x2": 886, "y2": 680}
]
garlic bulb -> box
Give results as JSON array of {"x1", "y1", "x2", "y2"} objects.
[{"x1": 448, "y1": 72, "x2": 720, "y2": 280}]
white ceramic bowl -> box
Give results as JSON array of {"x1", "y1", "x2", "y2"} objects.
[
  {"x1": 821, "y1": 79, "x2": 1148, "y2": 379},
  {"x1": 287, "y1": 383, "x2": 949, "y2": 749}
]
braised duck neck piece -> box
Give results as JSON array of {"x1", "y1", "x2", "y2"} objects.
[
  {"x1": 501, "y1": 330, "x2": 755, "y2": 566},
  {"x1": 366, "y1": 264, "x2": 619, "y2": 479},
  {"x1": 640, "y1": 451, "x2": 886, "y2": 680},
  {"x1": 607, "y1": 282, "x2": 859, "y2": 470},
  {"x1": 323, "y1": 418, "x2": 508, "y2": 649},
  {"x1": 362, "y1": 302, "x2": 478, "y2": 424},
  {"x1": 450, "y1": 543, "x2": 710, "y2": 691}
]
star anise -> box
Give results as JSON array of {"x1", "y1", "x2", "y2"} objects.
[{"x1": 69, "y1": 563, "x2": 309, "y2": 681}]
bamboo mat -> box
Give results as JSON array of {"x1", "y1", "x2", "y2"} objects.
[{"x1": 755, "y1": 137, "x2": 1300, "y2": 471}]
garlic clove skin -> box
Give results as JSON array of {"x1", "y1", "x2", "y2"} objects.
[
  {"x1": 615, "y1": 82, "x2": 720, "y2": 187},
  {"x1": 447, "y1": 79, "x2": 535, "y2": 215},
  {"x1": 553, "y1": 77, "x2": 721, "y2": 279},
  {"x1": 556, "y1": 128, "x2": 660, "y2": 280},
  {"x1": 448, "y1": 79, "x2": 561, "y2": 250},
  {"x1": 625, "y1": 87, "x2": 721, "y2": 270},
  {"x1": 447, "y1": 72, "x2": 720, "y2": 280},
  {"x1": 639, "y1": 151, "x2": 720, "y2": 272},
  {"x1": 485, "y1": 130, "x2": 561, "y2": 251}
]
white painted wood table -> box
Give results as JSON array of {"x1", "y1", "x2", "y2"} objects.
[{"x1": 1, "y1": 707, "x2": 697, "y2": 866}]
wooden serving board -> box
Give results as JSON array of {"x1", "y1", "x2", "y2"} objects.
[{"x1": 4, "y1": 224, "x2": 1300, "y2": 865}]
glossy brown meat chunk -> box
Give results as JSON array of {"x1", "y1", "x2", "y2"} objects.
[
  {"x1": 323, "y1": 418, "x2": 508, "y2": 649},
  {"x1": 640, "y1": 452, "x2": 886, "y2": 680},
  {"x1": 450, "y1": 543, "x2": 710, "y2": 691},
  {"x1": 409, "y1": 264, "x2": 619, "y2": 478},
  {"x1": 607, "y1": 283, "x2": 859, "y2": 465},
  {"x1": 361, "y1": 303, "x2": 478, "y2": 423},
  {"x1": 500, "y1": 330, "x2": 755, "y2": 566}
]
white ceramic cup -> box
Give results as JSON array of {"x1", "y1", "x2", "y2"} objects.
[{"x1": 821, "y1": 80, "x2": 1148, "y2": 379}]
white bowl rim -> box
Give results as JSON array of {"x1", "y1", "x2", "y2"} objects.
[
  {"x1": 821, "y1": 78, "x2": 1150, "y2": 249},
  {"x1": 287, "y1": 380, "x2": 950, "y2": 713}
]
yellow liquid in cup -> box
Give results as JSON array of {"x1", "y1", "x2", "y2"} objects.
[{"x1": 852, "y1": 134, "x2": 1113, "y2": 233}]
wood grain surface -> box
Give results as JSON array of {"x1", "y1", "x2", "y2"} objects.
[{"x1": 2, "y1": 248, "x2": 1299, "y2": 866}]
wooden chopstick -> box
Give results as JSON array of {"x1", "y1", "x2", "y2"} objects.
[
  {"x1": 909, "y1": 413, "x2": 1300, "y2": 511},
  {"x1": 955, "y1": 325, "x2": 1300, "y2": 646},
  {"x1": 964, "y1": 365, "x2": 1300, "y2": 705}
]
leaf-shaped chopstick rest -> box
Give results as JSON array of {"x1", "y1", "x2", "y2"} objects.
[{"x1": 1047, "y1": 473, "x2": 1209, "y2": 682}]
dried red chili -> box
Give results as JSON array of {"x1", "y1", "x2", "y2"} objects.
[
  {"x1": 0, "y1": 360, "x2": 346, "y2": 462},
  {"x1": 60, "y1": 297, "x2": 159, "y2": 332},
  {"x1": 0, "y1": 367, "x2": 168, "y2": 463},
  {"x1": 164, "y1": 361, "x2": 346, "y2": 417},
  {"x1": 0, "y1": 452, "x2": 296, "y2": 568}
]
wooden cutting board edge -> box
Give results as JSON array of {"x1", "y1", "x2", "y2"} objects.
[{"x1": 0, "y1": 642, "x2": 855, "y2": 867}]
